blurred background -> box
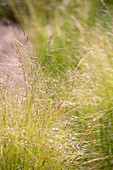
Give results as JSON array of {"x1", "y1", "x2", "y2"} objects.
[{"x1": 0, "y1": 0, "x2": 113, "y2": 21}]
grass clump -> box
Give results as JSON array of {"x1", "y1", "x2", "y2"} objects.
[
  {"x1": 0, "y1": 69, "x2": 69, "y2": 169},
  {"x1": 0, "y1": 0, "x2": 113, "y2": 169},
  {"x1": 0, "y1": 44, "x2": 84, "y2": 168}
]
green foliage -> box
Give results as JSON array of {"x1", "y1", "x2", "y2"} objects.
[{"x1": 0, "y1": 0, "x2": 113, "y2": 169}]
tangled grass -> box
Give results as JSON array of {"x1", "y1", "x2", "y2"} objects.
[{"x1": 0, "y1": 0, "x2": 113, "y2": 169}]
